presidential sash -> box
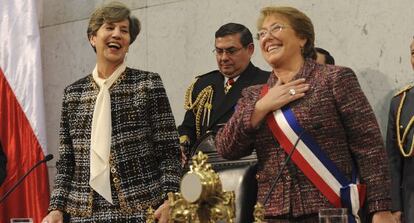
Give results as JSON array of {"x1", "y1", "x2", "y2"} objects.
[{"x1": 261, "y1": 85, "x2": 366, "y2": 223}]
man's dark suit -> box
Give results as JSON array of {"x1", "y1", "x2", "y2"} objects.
[
  {"x1": 178, "y1": 62, "x2": 269, "y2": 223},
  {"x1": 178, "y1": 62, "x2": 269, "y2": 148},
  {"x1": 386, "y1": 84, "x2": 414, "y2": 223},
  {"x1": 0, "y1": 142, "x2": 7, "y2": 186}
]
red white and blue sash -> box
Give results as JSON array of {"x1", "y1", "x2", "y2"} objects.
[{"x1": 261, "y1": 85, "x2": 366, "y2": 223}]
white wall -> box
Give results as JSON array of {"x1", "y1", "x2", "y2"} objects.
[{"x1": 41, "y1": 0, "x2": 414, "y2": 186}]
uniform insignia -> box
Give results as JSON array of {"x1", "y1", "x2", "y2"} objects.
[{"x1": 394, "y1": 84, "x2": 413, "y2": 97}]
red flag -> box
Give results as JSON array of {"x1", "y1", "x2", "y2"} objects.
[{"x1": 0, "y1": 1, "x2": 50, "y2": 222}]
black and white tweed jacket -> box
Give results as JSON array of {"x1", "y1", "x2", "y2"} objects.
[{"x1": 49, "y1": 67, "x2": 182, "y2": 221}]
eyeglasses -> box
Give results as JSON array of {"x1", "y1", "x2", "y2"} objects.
[
  {"x1": 212, "y1": 47, "x2": 243, "y2": 56},
  {"x1": 256, "y1": 24, "x2": 288, "y2": 40}
]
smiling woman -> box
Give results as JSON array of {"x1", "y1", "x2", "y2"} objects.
[
  {"x1": 90, "y1": 20, "x2": 131, "y2": 73},
  {"x1": 42, "y1": 2, "x2": 182, "y2": 223},
  {"x1": 215, "y1": 6, "x2": 395, "y2": 223}
]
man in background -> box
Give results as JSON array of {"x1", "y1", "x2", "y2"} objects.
[
  {"x1": 178, "y1": 23, "x2": 269, "y2": 163},
  {"x1": 386, "y1": 37, "x2": 414, "y2": 223},
  {"x1": 178, "y1": 22, "x2": 269, "y2": 223}
]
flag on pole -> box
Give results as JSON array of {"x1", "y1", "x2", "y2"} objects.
[{"x1": 0, "y1": 0, "x2": 50, "y2": 222}]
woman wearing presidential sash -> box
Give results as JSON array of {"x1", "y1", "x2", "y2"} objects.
[
  {"x1": 386, "y1": 37, "x2": 414, "y2": 223},
  {"x1": 42, "y1": 2, "x2": 181, "y2": 223},
  {"x1": 215, "y1": 6, "x2": 394, "y2": 223}
]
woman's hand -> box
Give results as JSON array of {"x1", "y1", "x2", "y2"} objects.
[
  {"x1": 392, "y1": 211, "x2": 402, "y2": 223},
  {"x1": 41, "y1": 210, "x2": 63, "y2": 223},
  {"x1": 251, "y1": 78, "x2": 309, "y2": 128},
  {"x1": 179, "y1": 145, "x2": 188, "y2": 167},
  {"x1": 154, "y1": 200, "x2": 170, "y2": 223},
  {"x1": 372, "y1": 211, "x2": 397, "y2": 223}
]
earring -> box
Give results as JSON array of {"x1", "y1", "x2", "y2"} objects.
[{"x1": 300, "y1": 46, "x2": 304, "y2": 55}]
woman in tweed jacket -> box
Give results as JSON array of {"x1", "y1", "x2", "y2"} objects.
[
  {"x1": 215, "y1": 6, "x2": 394, "y2": 222},
  {"x1": 42, "y1": 2, "x2": 181, "y2": 223}
]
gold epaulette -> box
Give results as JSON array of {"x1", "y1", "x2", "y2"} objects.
[
  {"x1": 183, "y1": 77, "x2": 214, "y2": 138},
  {"x1": 184, "y1": 78, "x2": 199, "y2": 110},
  {"x1": 395, "y1": 83, "x2": 414, "y2": 157},
  {"x1": 394, "y1": 84, "x2": 413, "y2": 97}
]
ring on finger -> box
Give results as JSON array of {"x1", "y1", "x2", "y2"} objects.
[{"x1": 289, "y1": 88, "x2": 296, "y2": 96}]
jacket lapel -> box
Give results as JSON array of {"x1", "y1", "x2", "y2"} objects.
[{"x1": 209, "y1": 63, "x2": 258, "y2": 127}]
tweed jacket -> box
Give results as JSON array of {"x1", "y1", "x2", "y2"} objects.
[
  {"x1": 49, "y1": 67, "x2": 182, "y2": 221},
  {"x1": 216, "y1": 59, "x2": 391, "y2": 218},
  {"x1": 386, "y1": 84, "x2": 414, "y2": 222},
  {"x1": 178, "y1": 63, "x2": 269, "y2": 147}
]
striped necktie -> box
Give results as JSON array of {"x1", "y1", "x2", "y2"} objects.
[{"x1": 224, "y1": 78, "x2": 234, "y2": 94}]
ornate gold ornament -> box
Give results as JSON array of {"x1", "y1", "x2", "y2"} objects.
[
  {"x1": 146, "y1": 151, "x2": 235, "y2": 222},
  {"x1": 253, "y1": 202, "x2": 265, "y2": 223},
  {"x1": 145, "y1": 207, "x2": 156, "y2": 223}
]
